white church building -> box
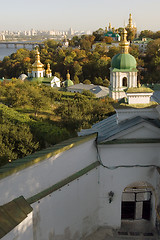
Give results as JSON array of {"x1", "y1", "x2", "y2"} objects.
[{"x1": 0, "y1": 29, "x2": 160, "y2": 240}]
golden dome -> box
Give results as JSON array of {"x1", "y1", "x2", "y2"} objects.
[
  {"x1": 32, "y1": 48, "x2": 44, "y2": 71},
  {"x1": 46, "y1": 63, "x2": 52, "y2": 74}
]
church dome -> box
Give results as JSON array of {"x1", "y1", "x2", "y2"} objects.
[
  {"x1": 111, "y1": 53, "x2": 137, "y2": 71},
  {"x1": 64, "y1": 79, "x2": 74, "y2": 88},
  {"x1": 18, "y1": 74, "x2": 28, "y2": 81},
  {"x1": 63, "y1": 70, "x2": 74, "y2": 88}
]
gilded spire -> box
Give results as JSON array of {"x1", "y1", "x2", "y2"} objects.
[
  {"x1": 128, "y1": 13, "x2": 133, "y2": 29},
  {"x1": 35, "y1": 48, "x2": 41, "y2": 62},
  {"x1": 109, "y1": 22, "x2": 112, "y2": 31},
  {"x1": 119, "y1": 28, "x2": 129, "y2": 54},
  {"x1": 66, "y1": 70, "x2": 70, "y2": 80}
]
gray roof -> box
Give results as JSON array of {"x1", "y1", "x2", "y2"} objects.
[
  {"x1": 67, "y1": 84, "x2": 109, "y2": 98},
  {"x1": 152, "y1": 91, "x2": 160, "y2": 103},
  {"x1": 68, "y1": 83, "x2": 95, "y2": 91},
  {"x1": 78, "y1": 114, "x2": 160, "y2": 143}
]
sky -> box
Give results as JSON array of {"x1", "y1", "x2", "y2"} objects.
[{"x1": 1, "y1": 0, "x2": 160, "y2": 32}]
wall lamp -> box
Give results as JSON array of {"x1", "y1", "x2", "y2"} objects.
[{"x1": 108, "y1": 191, "x2": 114, "y2": 203}]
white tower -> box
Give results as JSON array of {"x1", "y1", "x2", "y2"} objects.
[{"x1": 109, "y1": 28, "x2": 138, "y2": 100}]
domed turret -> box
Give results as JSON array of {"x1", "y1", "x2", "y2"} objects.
[
  {"x1": 109, "y1": 28, "x2": 138, "y2": 100},
  {"x1": 45, "y1": 63, "x2": 52, "y2": 78},
  {"x1": 29, "y1": 48, "x2": 45, "y2": 78},
  {"x1": 64, "y1": 70, "x2": 74, "y2": 88},
  {"x1": 111, "y1": 53, "x2": 137, "y2": 71},
  {"x1": 111, "y1": 28, "x2": 137, "y2": 71},
  {"x1": 32, "y1": 48, "x2": 44, "y2": 72}
]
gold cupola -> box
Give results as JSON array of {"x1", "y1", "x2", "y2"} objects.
[
  {"x1": 32, "y1": 48, "x2": 44, "y2": 71},
  {"x1": 119, "y1": 28, "x2": 130, "y2": 54},
  {"x1": 45, "y1": 63, "x2": 52, "y2": 78}
]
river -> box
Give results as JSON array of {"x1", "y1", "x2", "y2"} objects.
[{"x1": 0, "y1": 45, "x2": 34, "y2": 60}]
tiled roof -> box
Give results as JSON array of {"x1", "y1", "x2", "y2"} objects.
[{"x1": 78, "y1": 114, "x2": 160, "y2": 143}]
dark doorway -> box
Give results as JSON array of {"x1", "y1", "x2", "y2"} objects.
[
  {"x1": 142, "y1": 200, "x2": 151, "y2": 220},
  {"x1": 121, "y1": 191, "x2": 151, "y2": 221},
  {"x1": 121, "y1": 202, "x2": 135, "y2": 220}
]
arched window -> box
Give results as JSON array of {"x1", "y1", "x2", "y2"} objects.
[{"x1": 122, "y1": 77, "x2": 127, "y2": 87}]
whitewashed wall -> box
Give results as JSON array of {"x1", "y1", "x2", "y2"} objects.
[
  {"x1": 98, "y1": 143, "x2": 160, "y2": 228},
  {"x1": 2, "y1": 168, "x2": 99, "y2": 240},
  {"x1": 1, "y1": 136, "x2": 160, "y2": 239},
  {"x1": 31, "y1": 168, "x2": 99, "y2": 240},
  {"x1": 0, "y1": 139, "x2": 97, "y2": 205},
  {"x1": 1, "y1": 137, "x2": 100, "y2": 240}
]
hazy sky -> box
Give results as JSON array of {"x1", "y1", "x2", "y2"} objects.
[{"x1": 1, "y1": 0, "x2": 160, "y2": 32}]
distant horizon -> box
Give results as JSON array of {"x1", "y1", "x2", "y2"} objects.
[
  {"x1": 0, "y1": 28, "x2": 159, "y2": 34},
  {"x1": 1, "y1": 0, "x2": 160, "y2": 33}
]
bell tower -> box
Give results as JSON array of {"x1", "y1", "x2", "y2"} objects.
[{"x1": 109, "y1": 29, "x2": 138, "y2": 100}]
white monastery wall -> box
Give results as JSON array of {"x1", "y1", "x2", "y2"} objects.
[
  {"x1": 31, "y1": 168, "x2": 99, "y2": 240},
  {"x1": 2, "y1": 169, "x2": 99, "y2": 240},
  {"x1": 98, "y1": 143, "x2": 160, "y2": 228},
  {"x1": 1, "y1": 138, "x2": 100, "y2": 240},
  {"x1": 99, "y1": 143, "x2": 160, "y2": 168},
  {"x1": 98, "y1": 166, "x2": 158, "y2": 228},
  {"x1": 0, "y1": 139, "x2": 97, "y2": 205}
]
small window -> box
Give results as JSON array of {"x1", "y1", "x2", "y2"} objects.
[{"x1": 122, "y1": 77, "x2": 127, "y2": 87}]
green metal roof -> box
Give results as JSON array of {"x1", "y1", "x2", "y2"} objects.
[
  {"x1": 0, "y1": 196, "x2": 33, "y2": 239},
  {"x1": 0, "y1": 134, "x2": 97, "y2": 180},
  {"x1": 64, "y1": 79, "x2": 74, "y2": 87},
  {"x1": 111, "y1": 53, "x2": 137, "y2": 71},
  {"x1": 104, "y1": 31, "x2": 120, "y2": 38}
]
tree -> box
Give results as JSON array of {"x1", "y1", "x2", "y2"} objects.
[
  {"x1": 69, "y1": 36, "x2": 80, "y2": 47},
  {"x1": 28, "y1": 87, "x2": 49, "y2": 116},
  {"x1": 93, "y1": 28, "x2": 104, "y2": 41},
  {"x1": 80, "y1": 39, "x2": 92, "y2": 51},
  {"x1": 103, "y1": 36, "x2": 113, "y2": 44},
  {"x1": 83, "y1": 79, "x2": 91, "y2": 84},
  {"x1": 126, "y1": 28, "x2": 135, "y2": 42},
  {"x1": 107, "y1": 46, "x2": 120, "y2": 58},
  {"x1": 73, "y1": 75, "x2": 79, "y2": 84},
  {"x1": 93, "y1": 77, "x2": 103, "y2": 85},
  {"x1": 103, "y1": 78, "x2": 110, "y2": 87},
  {"x1": 0, "y1": 120, "x2": 39, "y2": 166},
  {"x1": 44, "y1": 39, "x2": 58, "y2": 49},
  {"x1": 139, "y1": 30, "x2": 154, "y2": 39}
]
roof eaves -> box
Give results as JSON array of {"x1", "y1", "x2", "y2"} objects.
[
  {"x1": 0, "y1": 196, "x2": 33, "y2": 239},
  {"x1": 0, "y1": 134, "x2": 97, "y2": 180}
]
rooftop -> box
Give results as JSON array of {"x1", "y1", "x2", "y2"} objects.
[
  {"x1": 79, "y1": 112, "x2": 160, "y2": 143},
  {"x1": 0, "y1": 134, "x2": 96, "y2": 180}
]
